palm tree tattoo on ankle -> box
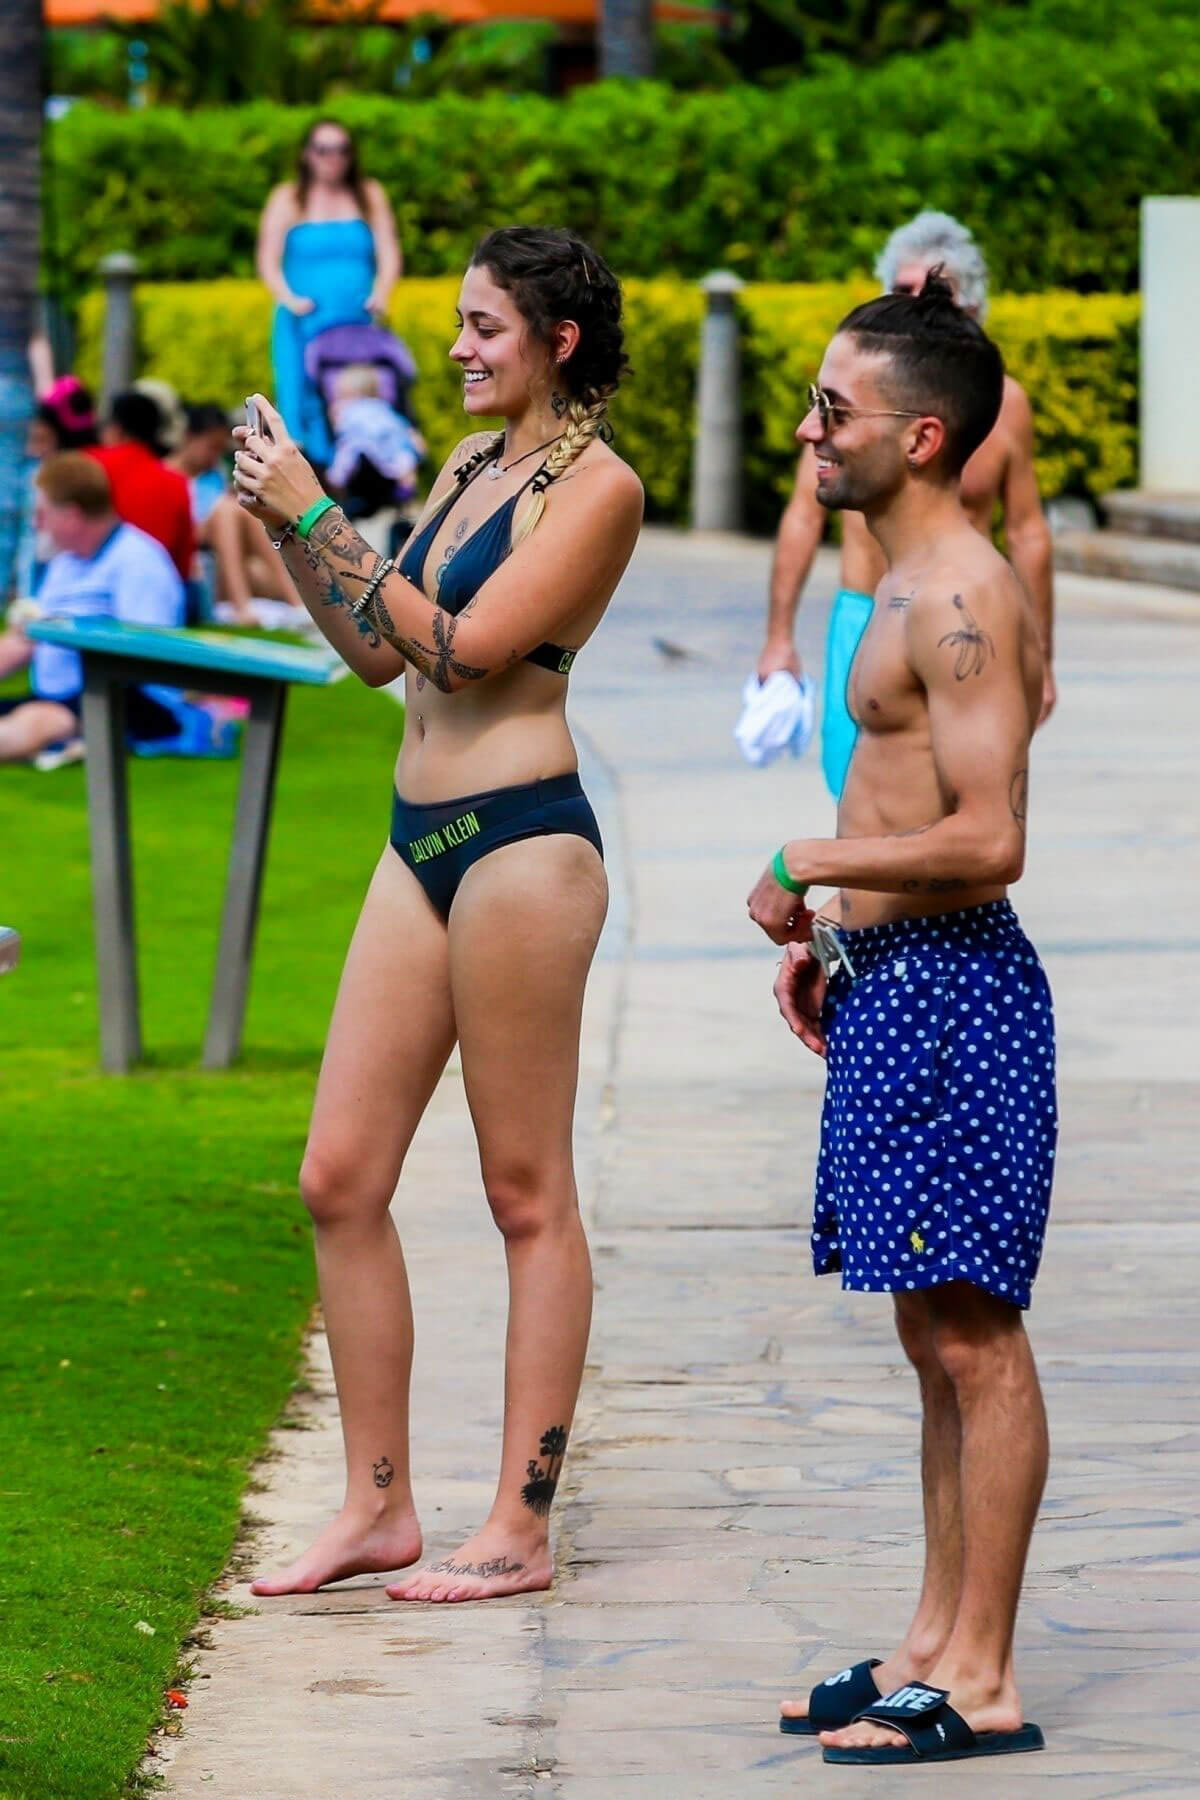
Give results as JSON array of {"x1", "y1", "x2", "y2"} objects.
[{"x1": 521, "y1": 1425, "x2": 568, "y2": 1516}]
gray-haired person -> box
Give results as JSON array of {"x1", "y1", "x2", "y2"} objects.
[{"x1": 757, "y1": 212, "x2": 1055, "y2": 797}]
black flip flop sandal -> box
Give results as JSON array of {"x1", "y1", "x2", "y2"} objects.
[
  {"x1": 821, "y1": 1681, "x2": 1045, "y2": 1765},
  {"x1": 779, "y1": 1658, "x2": 883, "y2": 1736}
]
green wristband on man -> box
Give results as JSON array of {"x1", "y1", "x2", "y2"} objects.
[{"x1": 772, "y1": 847, "x2": 809, "y2": 899}]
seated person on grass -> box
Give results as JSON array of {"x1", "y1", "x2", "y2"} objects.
[
  {"x1": 169, "y1": 403, "x2": 306, "y2": 628},
  {"x1": 0, "y1": 453, "x2": 185, "y2": 766}
]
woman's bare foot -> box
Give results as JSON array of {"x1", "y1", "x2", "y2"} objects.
[
  {"x1": 250, "y1": 1504, "x2": 422, "y2": 1596},
  {"x1": 817, "y1": 1666, "x2": 1023, "y2": 1753},
  {"x1": 386, "y1": 1520, "x2": 553, "y2": 1603}
]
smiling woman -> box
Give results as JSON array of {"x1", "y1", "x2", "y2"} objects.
[{"x1": 231, "y1": 226, "x2": 643, "y2": 1608}]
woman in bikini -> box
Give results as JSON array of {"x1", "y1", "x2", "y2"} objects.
[{"x1": 233, "y1": 227, "x2": 642, "y2": 1602}]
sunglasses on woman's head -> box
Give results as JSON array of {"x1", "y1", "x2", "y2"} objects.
[
  {"x1": 311, "y1": 140, "x2": 351, "y2": 156},
  {"x1": 807, "y1": 382, "x2": 924, "y2": 433}
]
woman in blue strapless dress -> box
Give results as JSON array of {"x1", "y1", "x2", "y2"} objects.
[{"x1": 257, "y1": 118, "x2": 402, "y2": 466}]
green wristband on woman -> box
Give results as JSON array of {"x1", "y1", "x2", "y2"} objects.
[
  {"x1": 296, "y1": 495, "x2": 338, "y2": 539},
  {"x1": 772, "y1": 847, "x2": 809, "y2": 899}
]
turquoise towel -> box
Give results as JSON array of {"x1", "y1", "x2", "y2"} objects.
[{"x1": 821, "y1": 587, "x2": 874, "y2": 800}]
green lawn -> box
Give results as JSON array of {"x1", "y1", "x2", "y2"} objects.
[{"x1": 0, "y1": 675, "x2": 402, "y2": 1799}]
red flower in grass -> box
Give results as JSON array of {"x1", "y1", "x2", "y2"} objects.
[{"x1": 166, "y1": 1689, "x2": 188, "y2": 1708}]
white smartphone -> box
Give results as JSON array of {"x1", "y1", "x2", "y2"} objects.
[{"x1": 244, "y1": 397, "x2": 273, "y2": 441}]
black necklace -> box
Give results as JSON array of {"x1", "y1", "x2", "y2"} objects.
[{"x1": 487, "y1": 434, "x2": 562, "y2": 479}]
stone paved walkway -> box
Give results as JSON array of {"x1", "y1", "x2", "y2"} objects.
[{"x1": 163, "y1": 531, "x2": 1200, "y2": 1798}]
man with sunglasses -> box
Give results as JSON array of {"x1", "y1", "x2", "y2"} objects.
[
  {"x1": 746, "y1": 275, "x2": 1055, "y2": 1768},
  {"x1": 758, "y1": 212, "x2": 1054, "y2": 797}
]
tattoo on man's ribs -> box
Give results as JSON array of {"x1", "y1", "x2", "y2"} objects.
[
  {"x1": 938, "y1": 594, "x2": 995, "y2": 679},
  {"x1": 1010, "y1": 767, "x2": 1029, "y2": 830}
]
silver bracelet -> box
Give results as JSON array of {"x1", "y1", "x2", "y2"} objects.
[
  {"x1": 350, "y1": 556, "x2": 396, "y2": 619},
  {"x1": 269, "y1": 520, "x2": 298, "y2": 552}
]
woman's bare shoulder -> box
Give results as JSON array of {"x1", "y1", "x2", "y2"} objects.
[
  {"x1": 263, "y1": 181, "x2": 300, "y2": 218},
  {"x1": 565, "y1": 437, "x2": 644, "y2": 513}
]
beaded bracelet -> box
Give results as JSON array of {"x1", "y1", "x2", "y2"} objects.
[{"x1": 350, "y1": 557, "x2": 396, "y2": 620}]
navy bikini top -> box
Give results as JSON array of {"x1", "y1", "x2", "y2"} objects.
[{"x1": 398, "y1": 447, "x2": 577, "y2": 675}]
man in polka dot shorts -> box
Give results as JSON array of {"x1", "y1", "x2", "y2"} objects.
[{"x1": 747, "y1": 273, "x2": 1055, "y2": 1768}]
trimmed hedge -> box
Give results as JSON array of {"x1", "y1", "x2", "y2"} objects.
[
  {"x1": 75, "y1": 276, "x2": 705, "y2": 521},
  {"x1": 739, "y1": 284, "x2": 1139, "y2": 527},
  {"x1": 76, "y1": 278, "x2": 1137, "y2": 524},
  {"x1": 46, "y1": 0, "x2": 1200, "y2": 300}
]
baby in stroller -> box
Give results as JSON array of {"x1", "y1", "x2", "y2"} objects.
[{"x1": 304, "y1": 322, "x2": 425, "y2": 521}]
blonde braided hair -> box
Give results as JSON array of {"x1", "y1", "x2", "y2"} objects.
[{"x1": 512, "y1": 396, "x2": 610, "y2": 546}]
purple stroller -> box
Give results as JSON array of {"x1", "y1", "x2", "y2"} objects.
[
  {"x1": 304, "y1": 321, "x2": 423, "y2": 518},
  {"x1": 303, "y1": 320, "x2": 419, "y2": 424}
]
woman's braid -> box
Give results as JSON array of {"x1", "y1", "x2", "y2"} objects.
[{"x1": 512, "y1": 398, "x2": 609, "y2": 546}]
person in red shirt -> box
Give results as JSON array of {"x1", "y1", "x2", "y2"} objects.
[{"x1": 89, "y1": 390, "x2": 195, "y2": 580}]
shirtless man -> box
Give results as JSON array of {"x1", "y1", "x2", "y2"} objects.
[
  {"x1": 758, "y1": 212, "x2": 1055, "y2": 798},
  {"x1": 747, "y1": 275, "x2": 1056, "y2": 1767}
]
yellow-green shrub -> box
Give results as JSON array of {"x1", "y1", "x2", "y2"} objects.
[
  {"x1": 738, "y1": 283, "x2": 1139, "y2": 528},
  {"x1": 78, "y1": 276, "x2": 704, "y2": 521},
  {"x1": 78, "y1": 279, "x2": 1138, "y2": 526}
]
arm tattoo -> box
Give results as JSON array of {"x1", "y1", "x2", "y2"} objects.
[
  {"x1": 307, "y1": 507, "x2": 374, "y2": 569},
  {"x1": 308, "y1": 508, "x2": 491, "y2": 688},
  {"x1": 938, "y1": 594, "x2": 995, "y2": 679},
  {"x1": 430, "y1": 611, "x2": 487, "y2": 691},
  {"x1": 521, "y1": 1424, "x2": 568, "y2": 1517},
  {"x1": 281, "y1": 540, "x2": 382, "y2": 647},
  {"x1": 887, "y1": 592, "x2": 914, "y2": 611},
  {"x1": 902, "y1": 876, "x2": 968, "y2": 893},
  {"x1": 1010, "y1": 767, "x2": 1029, "y2": 831}
]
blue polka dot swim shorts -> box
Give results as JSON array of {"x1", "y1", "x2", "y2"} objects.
[{"x1": 813, "y1": 900, "x2": 1057, "y2": 1310}]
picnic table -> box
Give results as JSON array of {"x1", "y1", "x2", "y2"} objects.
[{"x1": 25, "y1": 616, "x2": 346, "y2": 1072}]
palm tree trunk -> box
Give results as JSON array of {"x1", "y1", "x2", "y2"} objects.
[
  {"x1": 600, "y1": 0, "x2": 655, "y2": 77},
  {"x1": 0, "y1": 1, "x2": 42, "y2": 602}
]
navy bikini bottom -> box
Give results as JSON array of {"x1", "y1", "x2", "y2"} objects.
[{"x1": 389, "y1": 771, "x2": 603, "y2": 920}]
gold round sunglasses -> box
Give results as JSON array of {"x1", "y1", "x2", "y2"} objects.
[{"x1": 808, "y1": 382, "x2": 924, "y2": 432}]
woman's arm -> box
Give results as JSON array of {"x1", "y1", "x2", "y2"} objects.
[
  {"x1": 232, "y1": 430, "x2": 489, "y2": 685},
  {"x1": 256, "y1": 186, "x2": 312, "y2": 314},
  {"x1": 236, "y1": 398, "x2": 642, "y2": 691},
  {"x1": 364, "y1": 180, "x2": 402, "y2": 314}
]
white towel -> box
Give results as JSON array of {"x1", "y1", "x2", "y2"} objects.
[{"x1": 733, "y1": 670, "x2": 817, "y2": 767}]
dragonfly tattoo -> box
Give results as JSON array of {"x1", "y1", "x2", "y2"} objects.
[{"x1": 938, "y1": 594, "x2": 995, "y2": 679}]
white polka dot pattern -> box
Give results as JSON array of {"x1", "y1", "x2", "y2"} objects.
[{"x1": 812, "y1": 901, "x2": 1057, "y2": 1311}]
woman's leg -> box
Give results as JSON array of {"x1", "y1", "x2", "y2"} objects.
[
  {"x1": 251, "y1": 849, "x2": 457, "y2": 1594},
  {"x1": 390, "y1": 833, "x2": 608, "y2": 1602},
  {"x1": 207, "y1": 497, "x2": 304, "y2": 620}
]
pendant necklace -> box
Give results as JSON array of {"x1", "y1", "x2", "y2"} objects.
[{"x1": 486, "y1": 434, "x2": 562, "y2": 479}]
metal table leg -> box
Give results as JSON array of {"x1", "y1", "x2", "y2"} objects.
[
  {"x1": 202, "y1": 682, "x2": 287, "y2": 1069},
  {"x1": 81, "y1": 668, "x2": 141, "y2": 1071}
]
